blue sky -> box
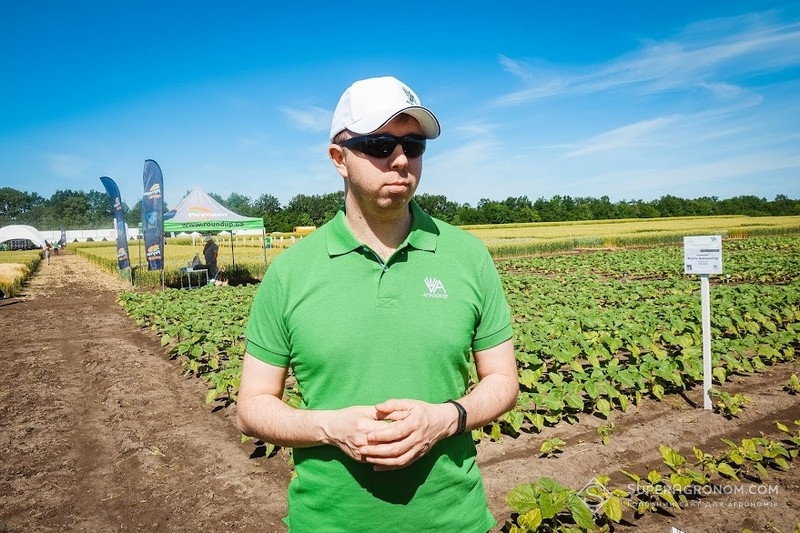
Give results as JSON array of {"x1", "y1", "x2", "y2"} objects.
[{"x1": 2, "y1": 1, "x2": 799, "y2": 210}]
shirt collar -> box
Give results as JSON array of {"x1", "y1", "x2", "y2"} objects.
[{"x1": 326, "y1": 199, "x2": 439, "y2": 257}]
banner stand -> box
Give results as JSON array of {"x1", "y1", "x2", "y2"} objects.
[
  {"x1": 142, "y1": 159, "x2": 165, "y2": 281},
  {"x1": 99, "y1": 176, "x2": 132, "y2": 273}
]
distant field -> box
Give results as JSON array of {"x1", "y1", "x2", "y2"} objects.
[
  {"x1": 67, "y1": 214, "x2": 800, "y2": 285},
  {"x1": 464, "y1": 215, "x2": 800, "y2": 254}
]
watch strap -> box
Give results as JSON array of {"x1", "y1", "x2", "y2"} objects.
[{"x1": 446, "y1": 399, "x2": 467, "y2": 434}]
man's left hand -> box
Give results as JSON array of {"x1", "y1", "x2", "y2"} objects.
[{"x1": 358, "y1": 399, "x2": 456, "y2": 470}]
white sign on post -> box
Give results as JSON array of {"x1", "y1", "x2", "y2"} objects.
[
  {"x1": 684, "y1": 235, "x2": 723, "y2": 275},
  {"x1": 683, "y1": 235, "x2": 723, "y2": 410}
]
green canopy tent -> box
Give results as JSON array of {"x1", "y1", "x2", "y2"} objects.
[{"x1": 162, "y1": 188, "x2": 266, "y2": 269}]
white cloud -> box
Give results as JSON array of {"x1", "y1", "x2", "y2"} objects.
[
  {"x1": 697, "y1": 81, "x2": 751, "y2": 101},
  {"x1": 574, "y1": 151, "x2": 800, "y2": 199},
  {"x1": 495, "y1": 12, "x2": 800, "y2": 104},
  {"x1": 45, "y1": 153, "x2": 92, "y2": 178},
  {"x1": 565, "y1": 117, "x2": 675, "y2": 156},
  {"x1": 495, "y1": 55, "x2": 569, "y2": 105},
  {"x1": 280, "y1": 105, "x2": 330, "y2": 132}
]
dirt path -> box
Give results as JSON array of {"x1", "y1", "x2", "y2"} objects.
[
  {"x1": 1, "y1": 252, "x2": 290, "y2": 532},
  {"x1": 1, "y1": 251, "x2": 798, "y2": 532}
]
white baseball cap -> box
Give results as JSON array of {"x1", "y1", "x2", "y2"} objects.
[{"x1": 330, "y1": 76, "x2": 441, "y2": 141}]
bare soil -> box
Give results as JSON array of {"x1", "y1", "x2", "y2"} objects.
[{"x1": 1, "y1": 251, "x2": 798, "y2": 532}]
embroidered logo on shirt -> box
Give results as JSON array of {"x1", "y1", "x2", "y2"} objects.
[{"x1": 423, "y1": 277, "x2": 448, "y2": 299}]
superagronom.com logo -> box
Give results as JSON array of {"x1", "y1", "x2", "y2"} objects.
[{"x1": 577, "y1": 477, "x2": 612, "y2": 514}]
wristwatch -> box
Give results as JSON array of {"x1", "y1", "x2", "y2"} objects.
[{"x1": 446, "y1": 399, "x2": 467, "y2": 434}]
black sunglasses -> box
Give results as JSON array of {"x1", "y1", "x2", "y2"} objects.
[{"x1": 338, "y1": 134, "x2": 427, "y2": 158}]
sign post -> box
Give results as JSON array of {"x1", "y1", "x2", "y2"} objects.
[{"x1": 683, "y1": 235, "x2": 723, "y2": 410}]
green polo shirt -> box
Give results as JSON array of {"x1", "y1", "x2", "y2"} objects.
[{"x1": 245, "y1": 200, "x2": 512, "y2": 533}]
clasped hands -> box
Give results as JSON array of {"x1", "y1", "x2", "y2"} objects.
[{"x1": 325, "y1": 398, "x2": 455, "y2": 470}]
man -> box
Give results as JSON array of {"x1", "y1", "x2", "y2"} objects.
[
  {"x1": 202, "y1": 235, "x2": 219, "y2": 279},
  {"x1": 238, "y1": 76, "x2": 519, "y2": 532}
]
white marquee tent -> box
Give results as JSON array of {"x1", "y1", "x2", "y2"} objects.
[{"x1": 0, "y1": 224, "x2": 47, "y2": 248}]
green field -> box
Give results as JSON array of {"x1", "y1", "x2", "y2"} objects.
[
  {"x1": 117, "y1": 234, "x2": 800, "y2": 417},
  {"x1": 112, "y1": 231, "x2": 800, "y2": 531}
]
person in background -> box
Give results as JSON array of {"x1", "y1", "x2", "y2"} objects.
[
  {"x1": 202, "y1": 235, "x2": 219, "y2": 279},
  {"x1": 237, "y1": 75, "x2": 519, "y2": 532},
  {"x1": 43, "y1": 240, "x2": 52, "y2": 265}
]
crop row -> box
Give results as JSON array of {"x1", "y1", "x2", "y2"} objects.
[
  {"x1": 117, "y1": 236, "x2": 800, "y2": 440},
  {"x1": 505, "y1": 421, "x2": 800, "y2": 532},
  {"x1": 0, "y1": 249, "x2": 43, "y2": 297},
  {"x1": 498, "y1": 273, "x2": 799, "y2": 439},
  {"x1": 499, "y1": 237, "x2": 800, "y2": 284},
  {"x1": 119, "y1": 286, "x2": 253, "y2": 403}
]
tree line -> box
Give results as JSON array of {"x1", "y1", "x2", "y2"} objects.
[{"x1": 1, "y1": 186, "x2": 798, "y2": 233}]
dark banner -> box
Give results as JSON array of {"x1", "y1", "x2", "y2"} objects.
[
  {"x1": 99, "y1": 176, "x2": 131, "y2": 270},
  {"x1": 142, "y1": 159, "x2": 164, "y2": 271}
]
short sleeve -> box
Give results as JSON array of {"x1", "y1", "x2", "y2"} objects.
[
  {"x1": 244, "y1": 265, "x2": 292, "y2": 367},
  {"x1": 472, "y1": 249, "x2": 513, "y2": 352}
]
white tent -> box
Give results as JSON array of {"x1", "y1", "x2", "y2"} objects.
[
  {"x1": 163, "y1": 188, "x2": 264, "y2": 233},
  {"x1": 0, "y1": 224, "x2": 47, "y2": 248}
]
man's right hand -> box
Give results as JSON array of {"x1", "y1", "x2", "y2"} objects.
[{"x1": 319, "y1": 406, "x2": 397, "y2": 462}]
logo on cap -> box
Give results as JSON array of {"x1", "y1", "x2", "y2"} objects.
[{"x1": 403, "y1": 86, "x2": 417, "y2": 106}]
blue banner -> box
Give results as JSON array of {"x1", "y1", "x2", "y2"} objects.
[
  {"x1": 142, "y1": 159, "x2": 164, "y2": 271},
  {"x1": 99, "y1": 176, "x2": 131, "y2": 270}
]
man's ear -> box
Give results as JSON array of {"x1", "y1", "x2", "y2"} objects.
[{"x1": 329, "y1": 144, "x2": 348, "y2": 178}]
